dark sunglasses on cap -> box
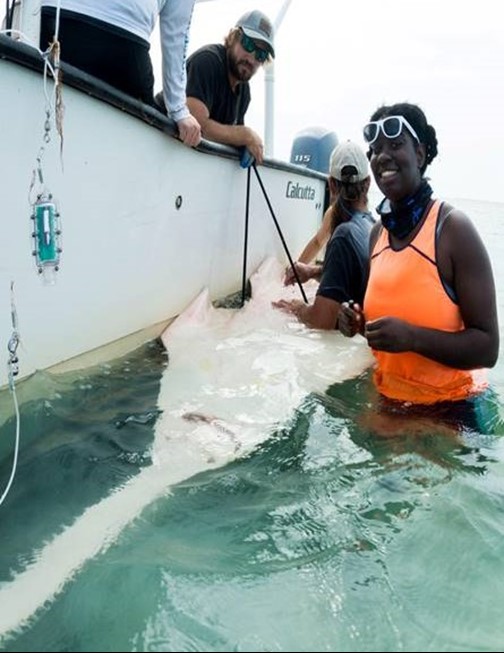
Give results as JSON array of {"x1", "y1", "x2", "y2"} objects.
[
  {"x1": 240, "y1": 31, "x2": 269, "y2": 63},
  {"x1": 363, "y1": 115, "x2": 420, "y2": 145}
]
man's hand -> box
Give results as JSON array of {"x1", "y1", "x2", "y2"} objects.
[{"x1": 244, "y1": 128, "x2": 264, "y2": 164}]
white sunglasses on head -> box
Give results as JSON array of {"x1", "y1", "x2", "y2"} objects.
[{"x1": 363, "y1": 115, "x2": 420, "y2": 145}]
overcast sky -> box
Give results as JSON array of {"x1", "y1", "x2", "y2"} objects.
[
  {"x1": 2, "y1": 1, "x2": 502, "y2": 203},
  {"x1": 166, "y1": 0, "x2": 502, "y2": 204}
]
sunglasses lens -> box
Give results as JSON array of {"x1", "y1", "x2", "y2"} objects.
[
  {"x1": 363, "y1": 123, "x2": 378, "y2": 143},
  {"x1": 241, "y1": 33, "x2": 255, "y2": 53},
  {"x1": 382, "y1": 116, "x2": 402, "y2": 138},
  {"x1": 240, "y1": 31, "x2": 268, "y2": 62},
  {"x1": 255, "y1": 48, "x2": 268, "y2": 62}
]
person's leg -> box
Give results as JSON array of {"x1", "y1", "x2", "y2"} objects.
[{"x1": 40, "y1": 7, "x2": 154, "y2": 104}]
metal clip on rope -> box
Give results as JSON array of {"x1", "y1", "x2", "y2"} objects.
[{"x1": 7, "y1": 283, "x2": 20, "y2": 390}]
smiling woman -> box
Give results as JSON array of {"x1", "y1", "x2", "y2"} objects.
[{"x1": 339, "y1": 102, "x2": 499, "y2": 428}]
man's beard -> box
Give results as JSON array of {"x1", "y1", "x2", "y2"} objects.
[{"x1": 228, "y1": 51, "x2": 254, "y2": 82}]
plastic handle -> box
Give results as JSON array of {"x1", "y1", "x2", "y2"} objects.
[{"x1": 240, "y1": 148, "x2": 255, "y2": 169}]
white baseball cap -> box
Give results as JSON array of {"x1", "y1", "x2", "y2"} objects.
[{"x1": 329, "y1": 140, "x2": 369, "y2": 182}]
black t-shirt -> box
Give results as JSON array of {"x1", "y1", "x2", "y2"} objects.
[
  {"x1": 186, "y1": 44, "x2": 250, "y2": 125},
  {"x1": 317, "y1": 211, "x2": 374, "y2": 306}
]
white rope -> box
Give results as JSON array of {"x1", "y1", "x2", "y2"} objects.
[
  {"x1": 0, "y1": 382, "x2": 21, "y2": 507},
  {"x1": 0, "y1": 284, "x2": 21, "y2": 508},
  {"x1": 54, "y1": 0, "x2": 61, "y2": 42}
]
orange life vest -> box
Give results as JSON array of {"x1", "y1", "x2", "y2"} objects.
[{"x1": 364, "y1": 200, "x2": 486, "y2": 404}]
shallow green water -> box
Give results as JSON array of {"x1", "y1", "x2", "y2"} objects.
[
  {"x1": 1, "y1": 199, "x2": 504, "y2": 652},
  {"x1": 2, "y1": 368, "x2": 504, "y2": 652}
]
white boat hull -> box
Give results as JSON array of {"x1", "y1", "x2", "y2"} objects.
[{"x1": 0, "y1": 38, "x2": 326, "y2": 387}]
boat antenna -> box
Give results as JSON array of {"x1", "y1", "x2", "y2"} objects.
[{"x1": 264, "y1": 0, "x2": 293, "y2": 157}]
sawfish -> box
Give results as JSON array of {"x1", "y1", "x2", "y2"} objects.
[{"x1": 0, "y1": 257, "x2": 372, "y2": 642}]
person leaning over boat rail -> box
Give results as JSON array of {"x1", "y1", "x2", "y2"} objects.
[
  {"x1": 339, "y1": 103, "x2": 499, "y2": 416},
  {"x1": 39, "y1": 0, "x2": 201, "y2": 147},
  {"x1": 273, "y1": 140, "x2": 375, "y2": 329},
  {"x1": 160, "y1": 9, "x2": 274, "y2": 165}
]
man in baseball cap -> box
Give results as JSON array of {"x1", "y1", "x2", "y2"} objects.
[
  {"x1": 236, "y1": 9, "x2": 275, "y2": 58},
  {"x1": 182, "y1": 9, "x2": 275, "y2": 164}
]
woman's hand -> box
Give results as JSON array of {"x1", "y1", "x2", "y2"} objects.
[{"x1": 364, "y1": 317, "x2": 414, "y2": 352}]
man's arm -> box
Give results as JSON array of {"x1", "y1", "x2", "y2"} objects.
[
  {"x1": 273, "y1": 295, "x2": 341, "y2": 330},
  {"x1": 187, "y1": 97, "x2": 264, "y2": 163}
]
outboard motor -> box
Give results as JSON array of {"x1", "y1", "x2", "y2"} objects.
[{"x1": 290, "y1": 126, "x2": 338, "y2": 174}]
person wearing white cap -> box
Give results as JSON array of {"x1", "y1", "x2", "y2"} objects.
[
  {"x1": 40, "y1": 0, "x2": 201, "y2": 147},
  {"x1": 273, "y1": 140, "x2": 374, "y2": 330},
  {"x1": 184, "y1": 9, "x2": 275, "y2": 165},
  {"x1": 287, "y1": 140, "x2": 372, "y2": 269}
]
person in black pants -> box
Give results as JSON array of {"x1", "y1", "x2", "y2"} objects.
[{"x1": 40, "y1": 1, "x2": 201, "y2": 147}]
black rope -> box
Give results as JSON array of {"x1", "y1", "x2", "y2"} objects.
[
  {"x1": 8, "y1": 0, "x2": 16, "y2": 31},
  {"x1": 241, "y1": 165, "x2": 251, "y2": 307},
  {"x1": 252, "y1": 163, "x2": 308, "y2": 304},
  {"x1": 5, "y1": 0, "x2": 13, "y2": 31}
]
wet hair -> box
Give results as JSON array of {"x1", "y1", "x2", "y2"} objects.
[
  {"x1": 336, "y1": 176, "x2": 367, "y2": 202},
  {"x1": 368, "y1": 102, "x2": 438, "y2": 174},
  {"x1": 330, "y1": 177, "x2": 369, "y2": 232}
]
